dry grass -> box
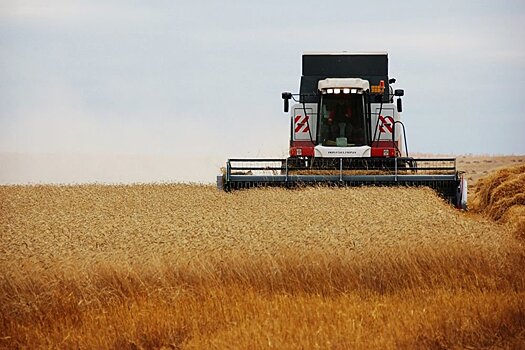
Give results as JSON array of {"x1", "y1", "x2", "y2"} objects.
[
  {"x1": 470, "y1": 164, "x2": 525, "y2": 239},
  {"x1": 1, "y1": 184, "x2": 524, "y2": 349},
  {"x1": 455, "y1": 154, "x2": 525, "y2": 184}
]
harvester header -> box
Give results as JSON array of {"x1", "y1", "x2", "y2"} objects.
[{"x1": 218, "y1": 52, "x2": 467, "y2": 209}]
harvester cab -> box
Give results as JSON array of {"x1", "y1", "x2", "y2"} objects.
[
  {"x1": 219, "y1": 52, "x2": 468, "y2": 209},
  {"x1": 287, "y1": 78, "x2": 372, "y2": 158}
]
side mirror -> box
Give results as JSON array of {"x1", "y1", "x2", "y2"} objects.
[
  {"x1": 394, "y1": 89, "x2": 404, "y2": 97},
  {"x1": 282, "y1": 92, "x2": 292, "y2": 113},
  {"x1": 397, "y1": 98, "x2": 403, "y2": 113}
]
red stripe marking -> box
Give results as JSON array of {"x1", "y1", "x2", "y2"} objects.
[
  {"x1": 295, "y1": 115, "x2": 309, "y2": 133},
  {"x1": 378, "y1": 116, "x2": 394, "y2": 133}
]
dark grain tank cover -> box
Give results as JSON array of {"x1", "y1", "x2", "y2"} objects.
[
  {"x1": 302, "y1": 52, "x2": 388, "y2": 77},
  {"x1": 300, "y1": 52, "x2": 389, "y2": 103}
]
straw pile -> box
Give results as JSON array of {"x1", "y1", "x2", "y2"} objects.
[{"x1": 470, "y1": 164, "x2": 525, "y2": 238}]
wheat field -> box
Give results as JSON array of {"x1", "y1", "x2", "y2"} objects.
[{"x1": 1, "y1": 180, "x2": 525, "y2": 348}]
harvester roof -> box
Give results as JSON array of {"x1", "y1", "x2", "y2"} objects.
[{"x1": 318, "y1": 78, "x2": 370, "y2": 92}]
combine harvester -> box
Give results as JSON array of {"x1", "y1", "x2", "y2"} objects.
[{"x1": 218, "y1": 52, "x2": 467, "y2": 209}]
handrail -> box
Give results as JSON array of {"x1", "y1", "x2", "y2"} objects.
[
  {"x1": 339, "y1": 158, "x2": 343, "y2": 182},
  {"x1": 225, "y1": 158, "x2": 457, "y2": 177},
  {"x1": 395, "y1": 157, "x2": 398, "y2": 181}
]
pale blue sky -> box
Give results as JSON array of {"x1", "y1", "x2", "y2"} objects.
[{"x1": 1, "y1": 1, "x2": 524, "y2": 182}]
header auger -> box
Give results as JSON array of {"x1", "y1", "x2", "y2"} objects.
[{"x1": 218, "y1": 52, "x2": 467, "y2": 209}]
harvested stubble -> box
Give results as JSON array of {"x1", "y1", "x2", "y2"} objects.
[
  {"x1": 470, "y1": 164, "x2": 525, "y2": 238},
  {"x1": 1, "y1": 184, "x2": 524, "y2": 349}
]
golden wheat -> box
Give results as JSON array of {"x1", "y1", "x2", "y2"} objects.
[
  {"x1": 1, "y1": 183, "x2": 524, "y2": 349},
  {"x1": 0, "y1": 185, "x2": 517, "y2": 269}
]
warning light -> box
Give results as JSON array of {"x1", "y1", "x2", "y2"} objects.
[
  {"x1": 371, "y1": 85, "x2": 384, "y2": 93},
  {"x1": 379, "y1": 80, "x2": 385, "y2": 88}
]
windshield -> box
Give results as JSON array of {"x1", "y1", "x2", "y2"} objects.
[{"x1": 318, "y1": 94, "x2": 366, "y2": 146}]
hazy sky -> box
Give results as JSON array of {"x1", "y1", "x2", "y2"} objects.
[{"x1": 1, "y1": 1, "x2": 524, "y2": 183}]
